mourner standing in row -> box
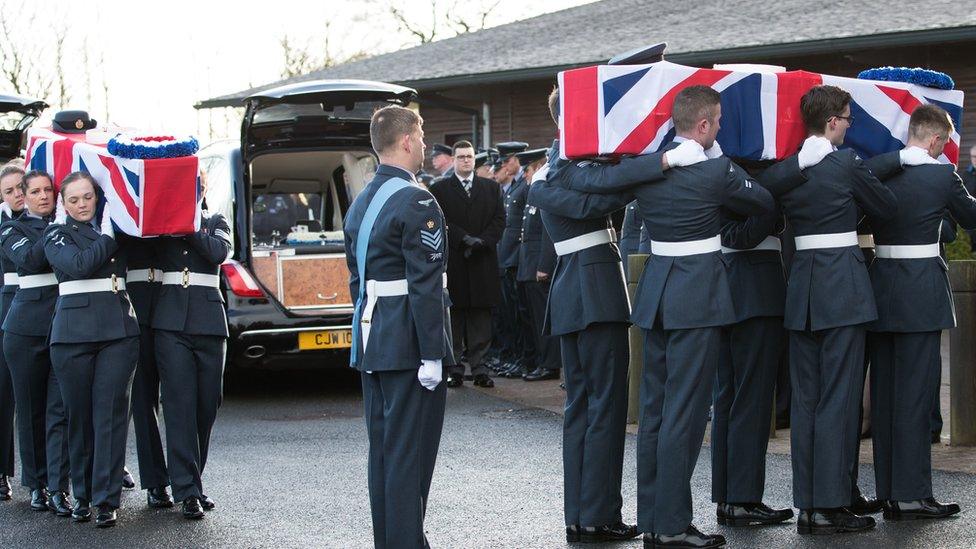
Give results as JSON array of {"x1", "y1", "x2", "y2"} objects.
[
  {"x1": 344, "y1": 105, "x2": 452, "y2": 549},
  {"x1": 0, "y1": 170, "x2": 70, "y2": 516},
  {"x1": 0, "y1": 163, "x2": 24, "y2": 501},
  {"x1": 45, "y1": 172, "x2": 140, "y2": 527},
  {"x1": 429, "y1": 143, "x2": 454, "y2": 178},
  {"x1": 151, "y1": 175, "x2": 232, "y2": 519},
  {"x1": 429, "y1": 140, "x2": 504, "y2": 388}
]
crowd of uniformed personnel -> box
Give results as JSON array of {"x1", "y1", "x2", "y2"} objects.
[{"x1": 0, "y1": 111, "x2": 232, "y2": 528}]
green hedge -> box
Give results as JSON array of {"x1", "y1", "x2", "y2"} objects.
[{"x1": 948, "y1": 228, "x2": 975, "y2": 261}]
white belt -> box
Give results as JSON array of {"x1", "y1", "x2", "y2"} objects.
[
  {"x1": 3, "y1": 273, "x2": 18, "y2": 286},
  {"x1": 721, "y1": 236, "x2": 782, "y2": 254},
  {"x1": 161, "y1": 270, "x2": 220, "y2": 288},
  {"x1": 553, "y1": 229, "x2": 614, "y2": 256},
  {"x1": 360, "y1": 274, "x2": 448, "y2": 352},
  {"x1": 858, "y1": 234, "x2": 875, "y2": 249},
  {"x1": 794, "y1": 231, "x2": 858, "y2": 251},
  {"x1": 59, "y1": 277, "x2": 126, "y2": 295},
  {"x1": 875, "y1": 243, "x2": 940, "y2": 259},
  {"x1": 126, "y1": 268, "x2": 161, "y2": 283},
  {"x1": 18, "y1": 273, "x2": 58, "y2": 289},
  {"x1": 651, "y1": 235, "x2": 721, "y2": 257}
]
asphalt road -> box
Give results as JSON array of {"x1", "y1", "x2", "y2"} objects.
[{"x1": 0, "y1": 368, "x2": 974, "y2": 548}]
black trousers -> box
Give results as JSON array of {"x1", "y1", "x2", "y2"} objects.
[
  {"x1": 711, "y1": 316, "x2": 784, "y2": 504},
  {"x1": 495, "y1": 268, "x2": 520, "y2": 361},
  {"x1": 0, "y1": 330, "x2": 14, "y2": 476},
  {"x1": 50, "y1": 337, "x2": 138, "y2": 508},
  {"x1": 155, "y1": 330, "x2": 225, "y2": 502},
  {"x1": 638, "y1": 326, "x2": 719, "y2": 535},
  {"x1": 3, "y1": 332, "x2": 69, "y2": 491},
  {"x1": 449, "y1": 307, "x2": 492, "y2": 376},
  {"x1": 524, "y1": 280, "x2": 560, "y2": 371},
  {"x1": 869, "y1": 331, "x2": 941, "y2": 501},
  {"x1": 362, "y1": 369, "x2": 446, "y2": 549},
  {"x1": 561, "y1": 322, "x2": 629, "y2": 528},
  {"x1": 789, "y1": 325, "x2": 866, "y2": 509},
  {"x1": 514, "y1": 279, "x2": 536, "y2": 370},
  {"x1": 131, "y1": 327, "x2": 169, "y2": 489}
]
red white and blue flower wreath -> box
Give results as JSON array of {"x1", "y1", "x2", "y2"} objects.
[{"x1": 107, "y1": 134, "x2": 200, "y2": 159}]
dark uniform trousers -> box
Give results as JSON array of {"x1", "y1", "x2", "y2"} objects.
[
  {"x1": 132, "y1": 325, "x2": 168, "y2": 489},
  {"x1": 513, "y1": 276, "x2": 536, "y2": 370},
  {"x1": 50, "y1": 338, "x2": 138, "y2": 507},
  {"x1": 0, "y1": 329, "x2": 13, "y2": 476},
  {"x1": 524, "y1": 281, "x2": 560, "y2": 371},
  {"x1": 155, "y1": 330, "x2": 226, "y2": 502},
  {"x1": 449, "y1": 308, "x2": 492, "y2": 377},
  {"x1": 4, "y1": 332, "x2": 69, "y2": 491},
  {"x1": 561, "y1": 322, "x2": 628, "y2": 527},
  {"x1": 711, "y1": 316, "x2": 784, "y2": 504},
  {"x1": 363, "y1": 370, "x2": 447, "y2": 549},
  {"x1": 495, "y1": 269, "x2": 520, "y2": 361}
]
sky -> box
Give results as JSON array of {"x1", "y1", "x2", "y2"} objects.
[{"x1": 5, "y1": 0, "x2": 592, "y2": 143}]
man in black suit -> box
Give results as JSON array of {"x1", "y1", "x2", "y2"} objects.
[
  {"x1": 960, "y1": 144, "x2": 976, "y2": 250},
  {"x1": 429, "y1": 140, "x2": 505, "y2": 388},
  {"x1": 865, "y1": 104, "x2": 972, "y2": 521}
]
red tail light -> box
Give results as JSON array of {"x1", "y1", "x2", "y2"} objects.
[{"x1": 221, "y1": 260, "x2": 265, "y2": 298}]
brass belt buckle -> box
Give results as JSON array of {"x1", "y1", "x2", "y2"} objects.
[
  {"x1": 111, "y1": 273, "x2": 119, "y2": 294},
  {"x1": 181, "y1": 267, "x2": 190, "y2": 288}
]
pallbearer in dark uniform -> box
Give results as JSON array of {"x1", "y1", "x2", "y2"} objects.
[
  {"x1": 515, "y1": 148, "x2": 560, "y2": 382},
  {"x1": 121, "y1": 232, "x2": 173, "y2": 508},
  {"x1": 0, "y1": 170, "x2": 70, "y2": 515},
  {"x1": 344, "y1": 106, "x2": 452, "y2": 549},
  {"x1": 866, "y1": 104, "x2": 970, "y2": 521},
  {"x1": 44, "y1": 172, "x2": 140, "y2": 527},
  {"x1": 761, "y1": 85, "x2": 901, "y2": 535},
  {"x1": 0, "y1": 164, "x2": 24, "y2": 501},
  {"x1": 527, "y1": 88, "x2": 706, "y2": 545},
  {"x1": 711, "y1": 199, "x2": 792, "y2": 527},
  {"x1": 618, "y1": 200, "x2": 643, "y2": 263},
  {"x1": 151, "y1": 182, "x2": 232, "y2": 519}
]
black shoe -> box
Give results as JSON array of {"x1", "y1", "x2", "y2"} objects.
[
  {"x1": 473, "y1": 373, "x2": 495, "y2": 388},
  {"x1": 559, "y1": 382, "x2": 566, "y2": 390},
  {"x1": 850, "y1": 493, "x2": 883, "y2": 515},
  {"x1": 645, "y1": 524, "x2": 726, "y2": 547},
  {"x1": 446, "y1": 374, "x2": 463, "y2": 388},
  {"x1": 147, "y1": 487, "x2": 174, "y2": 508},
  {"x1": 525, "y1": 367, "x2": 560, "y2": 381},
  {"x1": 717, "y1": 502, "x2": 793, "y2": 526},
  {"x1": 30, "y1": 488, "x2": 49, "y2": 511},
  {"x1": 775, "y1": 415, "x2": 790, "y2": 430},
  {"x1": 796, "y1": 508, "x2": 875, "y2": 535},
  {"x1": 182, "y1": 496, "x2": 205, "y2": 519},
  {"x1": 72, "y1": 499, "x2": 92, "y2": 522},
  {"x1": 95, "y1": 504, "x2": 117, "y2": 528},
  {"x1": 201, "y1": 494, "x2": 215, "y2": 511},
  {"x1": 932, "y1": 432, "x2": 942, "y2": 444},
  {"x1": 883, "y1": 498, "x2": 961, "y2": 521},
  {"x1": 500, "y1": 364, "x2": 523, "y2": 378},
  {"x1": 0, "y1": 475, "x2": 10, "y2": 500},
  {"x1": 48, "y1": 491, "x2": 74, "y2": 517},
  {"x1": 121, "y1": 466, "x2": 135, "y2": 490},
  {"x1": 567, "y1": 521, "x2": 639, "y2": 542}
]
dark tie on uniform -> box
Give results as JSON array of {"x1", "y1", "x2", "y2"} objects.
[{"x1": 461, "y1": 179, "x2": 472, "y2": 196}]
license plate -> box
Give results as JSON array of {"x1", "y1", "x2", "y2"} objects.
[{"x1": 298, "y1": 329, "x2": 353, "y2": 350}]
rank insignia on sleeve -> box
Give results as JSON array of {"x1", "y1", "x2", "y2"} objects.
[
  {"x1": 427, "y1": 251, "x2": 443, "y2": 263},
  {"x1": 420, "y1": 227, "x2": 442, "y2": 251},
  {"x1": 426, "y1": 219, "x2": 435, "y2": 229},
  {"x1": 1, "y1": 227, "x2": 10, "y2": 237}
]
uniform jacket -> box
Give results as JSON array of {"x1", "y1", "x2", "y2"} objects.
[
  {"x1": 527, "y1": 141, "x2": 667, "y2": 335},
  {"x1": 720, "y1": 205, "x2": 787, "y2": 322},
  {"x1": 619, "y1": 200, "x2": 643, "y2": 261},
  {"x1": 866, "y1": 155, "x2": 976, "y2": 332},
  {"x1": 763, "y1": 149, "x2": 900, "y2": 331},
  {"x1": 497, "y1": 176, "x2": 528, "y2": 269},
  {"x1": 0, "y1": 213, "x2": 57, "y2": 336},
  {"x1": 0, "y1": 208, "x2": 21, "y2": 326},
  {"x1": 119, "y1": 234, "x2": 159, "y2": 327},
  {"x1": 150, "y1": 212, "x2": 231, "y2": 337},
  {"x1": 960, "y1": 164, "x2": 976, "y2": 196},
  {"x1": 515, "y1": 196, "x2": 557, "y2": 283},
  {"x1": 343, "y1": 164, "x2": 454, "y2": 372},
  {"x1": 428, "y1": 172, "x2": 505, "y2": 308},
  {"x1": 44, "y1": 217, "x2": 140, "y2": 344}
]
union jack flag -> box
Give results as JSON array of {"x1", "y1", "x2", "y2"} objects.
[
  {"x1": 559, "y1": 61, "x2": 964, "y2": 164},
  {"x1": 24, "y1": 128, "x2": 201, "y2": 237}
]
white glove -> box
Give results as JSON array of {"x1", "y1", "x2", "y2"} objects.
[
  {"x1": 900, "y1": 146, "x2": 937, "y2": 166},
  {"x1": 664, "y1": 139, "x2": 707, "y2": 168},
  {"x1": 54, "y1": 196, "x2": 66, "y2": 224},
  {"x1": 100, "y1": 210, "x2": 115, "y2": 239},
  {"x1": 704, "y1": 141, "x2": 724, "y2": 159},
  {"x1": 418, "y1": 359, "x2": 443, "y2": 391},
  {"x1": 797, "y1": 136, "x2": 834, "y2": 169}
]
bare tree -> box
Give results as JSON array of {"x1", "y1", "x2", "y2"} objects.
[
  {"x1": 280, "y1": 35, "x2": 318, "y2": 79},
  {"x1": 447, "y1": 0, "x2": 500, "y2": 35},
  {"x1": 279, "y1": 21, "x2": 372, "y2": 79},
  {"x1": 53, "y1": 28, "x2": 70, "y2": 109},
  {"x1": 370, "y1": 0, "x2": 501, "y2": 46},
  {"x1": 0, "y1": 5, "x2": 54, "y2": 99}
]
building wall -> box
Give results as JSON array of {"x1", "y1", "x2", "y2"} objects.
[{"x1": 419, "y1": 40, "x2": 976, "y2": 168}]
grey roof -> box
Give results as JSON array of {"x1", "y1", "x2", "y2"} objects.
[{"x1": 197, "y1": 0, "x2": 976, "y2": 108}]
